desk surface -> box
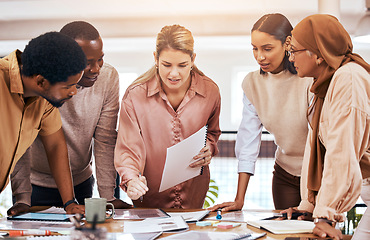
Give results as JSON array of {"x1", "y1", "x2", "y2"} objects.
[{"x1": 87, "y1": 208, "x2": 352, "y2": 240}]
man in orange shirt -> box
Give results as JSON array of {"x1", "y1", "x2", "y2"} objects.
[{"x1": 0, "y1": 32, "x2": 86, "y2": 214}]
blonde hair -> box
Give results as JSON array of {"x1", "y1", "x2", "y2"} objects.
[{"x1": 129, "y1": 24, "x2": 204, "y2": 88}]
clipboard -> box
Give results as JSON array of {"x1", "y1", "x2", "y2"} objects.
[
  {"x1": 159, "y1": 126, "x2": 207, "y2": 192},
  {"x1": 7, "y1": 212, "x2": 74, "y2": 222}
]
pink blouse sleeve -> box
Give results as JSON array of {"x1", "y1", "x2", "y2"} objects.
[
  {"x1": 205, "y1": 90, "x2": 221, "y2": 156},
  {"x1": 114, "y1": 93, "x2": 145, "y2": 189}
]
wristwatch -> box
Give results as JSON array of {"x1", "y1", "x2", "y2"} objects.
[{"x1": 314, "y1": 218, "x2": 335, "y2": 226}]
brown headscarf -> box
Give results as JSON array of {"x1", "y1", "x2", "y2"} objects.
[{"x1": 292, "y1": 14, "x2": 370, "y2": 203}]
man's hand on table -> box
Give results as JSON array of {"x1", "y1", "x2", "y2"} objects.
[
  {"x1": 7, "y1": 203, "x2": 30, "y2": 216},
  {"x1": 65, "y1": 203, "x2": 85, "y2": 214}
]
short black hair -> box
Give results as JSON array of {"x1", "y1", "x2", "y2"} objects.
[
  {"x1": 21, "y1": 31, "x2": 87, "y2": 84},
  {"x1": 60, "y1": 21, "x2": 100, "y2": 40},
  {"x1": 252, "y1": 13, "x2": 297, "y2": 75}
]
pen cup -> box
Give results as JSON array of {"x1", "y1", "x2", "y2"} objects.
[{"x1": 85, "y1": 198, "x2": 114, "y2": 223}]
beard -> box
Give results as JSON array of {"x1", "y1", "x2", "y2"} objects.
[{"x1": 40, "y1": 94, "x2": 70, "y2": 108}]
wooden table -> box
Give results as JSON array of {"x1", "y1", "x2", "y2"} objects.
[{"x1": 85, "y1": 209, "x2": 352, "y2": 240}]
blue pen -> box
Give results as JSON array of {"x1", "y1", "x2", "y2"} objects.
[{"x1": 216, "y1": 208, "x2": 222, "y2": 220}]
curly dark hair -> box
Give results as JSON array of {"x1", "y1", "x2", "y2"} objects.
[
  {"x1": 60, "y1": 21, "x2": 100, "y2": 40},
  {"x1": 21, "y1": 31, "x2": 87, "y2": 84}
]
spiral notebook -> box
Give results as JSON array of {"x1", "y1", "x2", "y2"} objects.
[
  {"x1": 159, "y1": 126, "x2": 207, "y2": 192},
  {"x1": 7, "y1": 213, "x2": 73, "y2": 222}
]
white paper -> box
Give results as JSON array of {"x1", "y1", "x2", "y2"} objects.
[
  {"x1": 247, "y1": 219, "x2": 315, "y2": 234},
  {"x1": 206, "y1": 210, "x2": 279, "y2": 222},
  {"x1": 161, "y1": 231, "x2": 266, "y2": 240},
  {"x1": 37, "y1": 206, "x2": 67, "y2": 214},
  {"x1": 114, "y1": 209, "x2": 169, "y2": 220},
  {"x1": 167, "y1": 210, "x2": 209, "y2": 222},
  {"x1": 159, "y1": 126, "x2": 207, "y2": 192},
  {"x1": 124, "y1": 216, "x2": 188, "y2": 233},
  {"x1": 0, "y1": 217, "x2": 76, "y2": 231}
]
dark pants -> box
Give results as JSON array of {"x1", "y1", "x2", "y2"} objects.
[
  {"x1": 272, "y1": 163, "x2": 301, "y2": 210},
  {"x1": 31, "y1": 175, "x2": 95, "y2": 206}
]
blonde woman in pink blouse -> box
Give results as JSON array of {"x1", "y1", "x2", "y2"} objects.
[{"x1": 114, "y1": 25, "x2": 221, "y2": 208}]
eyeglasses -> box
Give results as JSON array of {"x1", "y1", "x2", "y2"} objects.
[{"x1": 287, "y1": 48, "x2": 307, "y2": 58}]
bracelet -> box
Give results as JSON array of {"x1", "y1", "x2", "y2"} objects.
[{"x1": 63, "y1": 198, "x2": 78, "y2": 211}]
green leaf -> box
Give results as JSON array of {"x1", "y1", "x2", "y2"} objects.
[
  {"x1": 203, "y1": 178, "x2": 219, "y2": 208},
  {"x1": 207, "y1": 190, "x2": 218, "y2": 198}
]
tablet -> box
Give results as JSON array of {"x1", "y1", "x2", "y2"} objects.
[{"x1": 7, "y1": 212, "x2": 74, "y2": 222}]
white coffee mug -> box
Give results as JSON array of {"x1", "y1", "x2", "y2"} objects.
[{"x1": 85, "y1": 198, "x2": 114, "y2": 223}]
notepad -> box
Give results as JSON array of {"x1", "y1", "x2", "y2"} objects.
[
  {"x1": 247, "y1": 219, "x2": 315, "y2": 234},
  {"x1": 7, "y1": 213, "x2": 74, "y2": 222},
  {"x1": 159, "y1": 126, "x2": 207, "y2": 192}
]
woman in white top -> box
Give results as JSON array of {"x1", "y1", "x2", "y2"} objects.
[{"x1": 210, "y1": 13, "x2": 312, "y2": 212}]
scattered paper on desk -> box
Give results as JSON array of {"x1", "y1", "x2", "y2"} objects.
[
  {"x1": 167, "y1": 210, "x2": 209, "y2": 222},
  {"x1": 159, "y1": 126, "x2": 207, "y2": 192},
  {"x1": 114, "y1": 208, "x2": 169, "y2": 220},
  {"x1": 0, "y1": 218, "x2": 76, "y2": 231},
  {"x1": 37, "y1": 206, "x2": 67, "y2": 214},
  {"x1": 7, "y1": 212, "x2": 74, "y2": 222},
  {"x1": 247, "y1": 219, "x2": 315, "y2": 234},
  {"x1": 213, "y1": 221, "x2": 241, "y2": 228},
  {"x1": 206, "y1": 210, "x2": 279, "y2": 222},
  {"x1": 124, "y1": 216, "x2": 188, "y2": 233},
  {"x1": 107, "y1": 232, "x2": 162, "y2": 240},
  {"x1": 161, "y1": 230, "x2": 262, "y2": 240}
]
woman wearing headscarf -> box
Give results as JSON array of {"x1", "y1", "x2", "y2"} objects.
[{"x1": 284, "y1": 14, "x2": 370, "y2": 240}]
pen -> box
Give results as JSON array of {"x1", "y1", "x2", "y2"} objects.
[
  {"x1": 216, "y1": 208, "x2": 222, "y2": 220},
  {"x1": 139, "y1": 172, "x2": 143, "y2": 202},
  {"x1": 7, "y1": 230, "x2": 52, "y2": 237}
]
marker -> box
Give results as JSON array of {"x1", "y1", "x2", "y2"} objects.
[
  {"x1": 7, "y1": 230, "x2": 52, "y2": 237},
  {"x1": 139, "y1": 172, "x2": 143, "y2": 202},
  {"x1": 216, "y1": 208, "x2": 222, "y2": 220}
]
